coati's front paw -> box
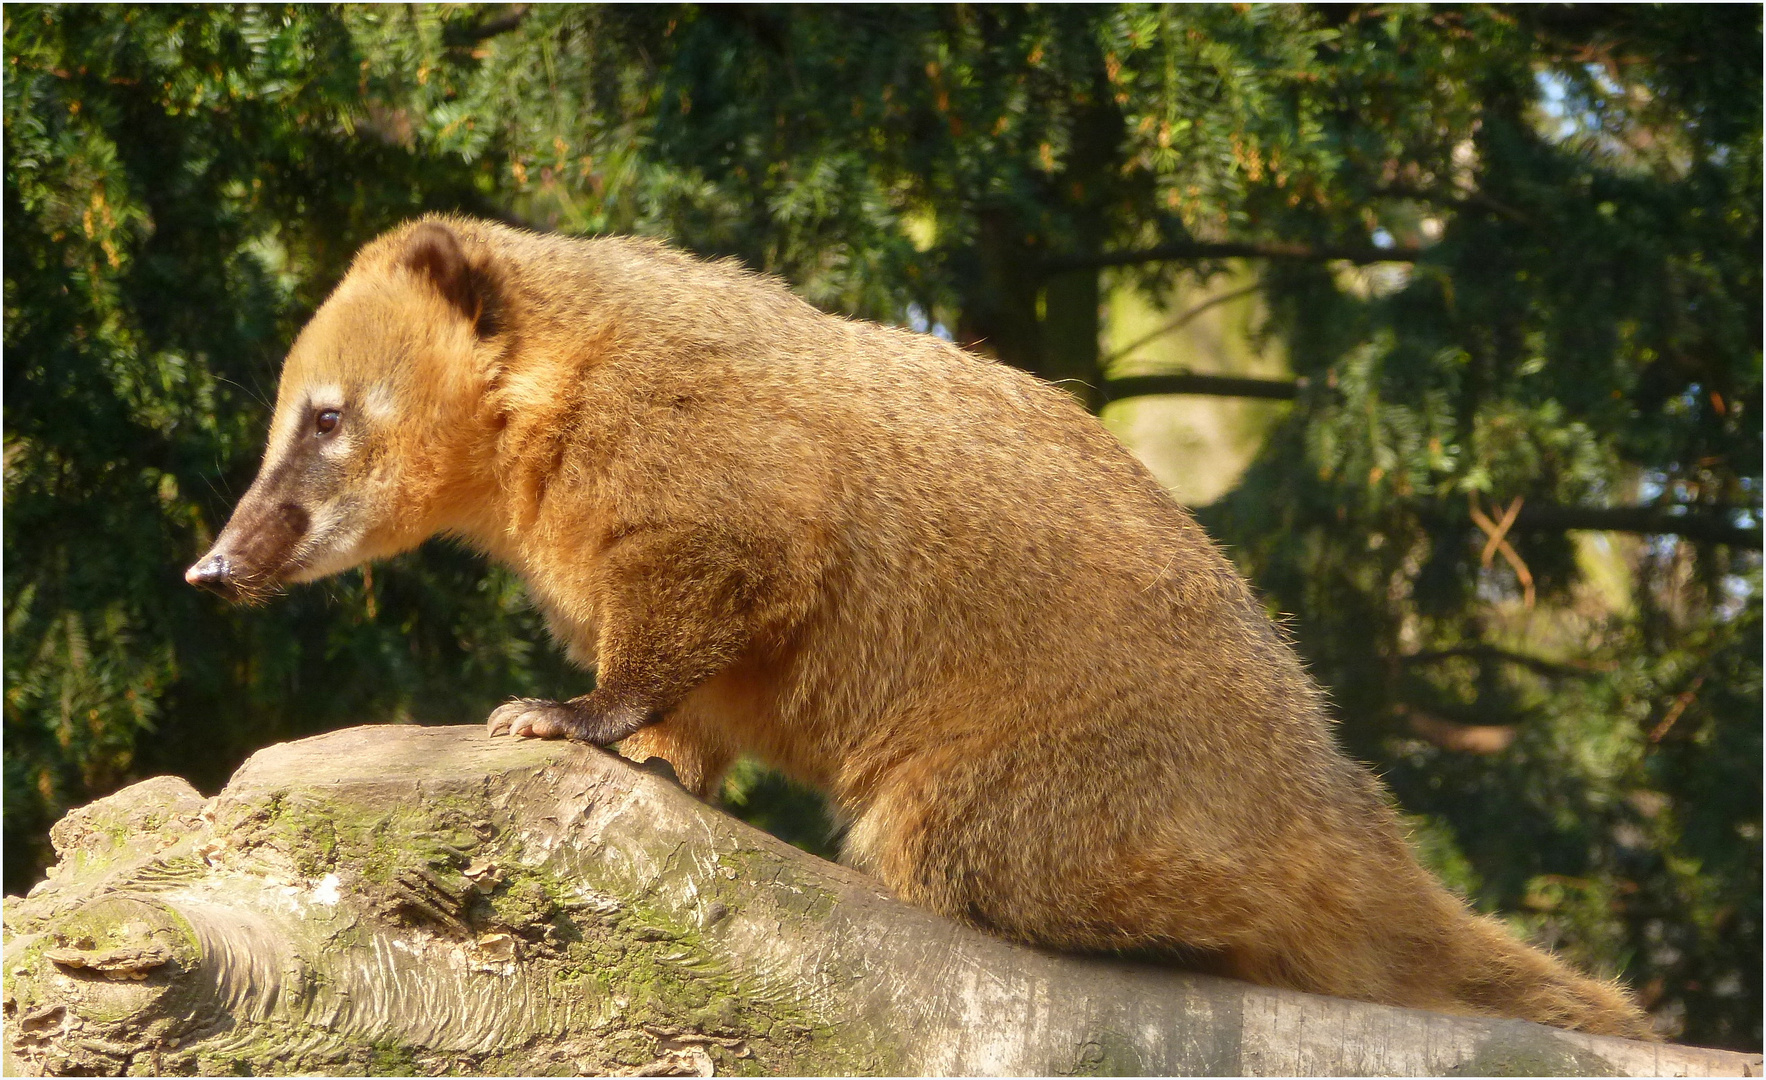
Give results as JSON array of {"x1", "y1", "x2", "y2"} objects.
[{"x1": 486, "y1": 694, "x2": 653, "y2": 745}]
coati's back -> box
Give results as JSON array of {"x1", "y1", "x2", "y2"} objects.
[
  {"x1": 775, "y1": 323, "x2": 1650, "y2": 1038},
  {"x1": 487, "y1": 226, "x2": 1374, "y2": 814},
  {"x1": 237, "y1": 218, "x2": 1654, "y2": 1039}
]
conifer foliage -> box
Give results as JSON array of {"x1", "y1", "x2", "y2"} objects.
[{"x1": 5, "y1": 4, "x2": 1758, "y2": 1048}]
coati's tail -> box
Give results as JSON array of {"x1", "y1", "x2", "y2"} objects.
[{"x1": 1450, "y1": 913, "x2": 1656, "y2": 1040}]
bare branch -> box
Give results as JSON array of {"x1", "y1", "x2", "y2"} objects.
[
  {"x1": 1512, "y1": 503, "x2": 1761, "y2": 549},
  {"x1": 1375, "y1": 183, "x2": 1535, "y2": 225},
  {"x1": 1402, "y1": 646, "x2": 1612, "y2": 680},
  {"x1": 451, "y1": 4, "x2": 530, "y2": 46},
  {"x1": 1398, "y1": 706, "x2": 1518, "y2": 754},
  {"x1": 1099, "y1": 374, "x2": 1761, "y2": 548},
  {"x1": 1103, "y1": 372, "x2": 1303, "y2": 401},
  {"x1": 1101, "y1": 284, "x2": 1262, "y2": 367},
  {"x1": 1043, "y1": 239, "x2": 1427, "y2": 274}
]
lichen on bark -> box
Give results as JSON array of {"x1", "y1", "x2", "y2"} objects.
[{"x1": 3, "y1": 727, "x2": 896, "y2": 1076}]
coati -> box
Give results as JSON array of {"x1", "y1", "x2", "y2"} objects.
[{"x1": 188, "y1": 214, "x2": 1653, "y2": 1039}]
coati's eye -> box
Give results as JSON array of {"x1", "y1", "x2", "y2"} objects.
[{"x1": 314, "y1": 409, "x2": 341, "y2": 436}]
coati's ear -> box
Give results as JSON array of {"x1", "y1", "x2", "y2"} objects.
[{"x1": 400, "y1": 221, "x2": 504, "y2": 337}]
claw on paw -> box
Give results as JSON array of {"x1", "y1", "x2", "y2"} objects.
[
  {"x1": 486, "y1": 694, "x2": 655, "y2": 745},
  {"x1": 486, "y1": 698, "x2": 580, "y2": 740}
]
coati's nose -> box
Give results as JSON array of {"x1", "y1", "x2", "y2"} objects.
[{"x1": 185, "y1": 552, "x2": 236, "y2": 596}]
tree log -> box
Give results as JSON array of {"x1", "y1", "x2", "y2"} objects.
[{"x1": 3, "y1": 726, "x2": 1758, "y2": 1077}]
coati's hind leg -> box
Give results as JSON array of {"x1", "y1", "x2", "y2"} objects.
[
  {"x1": 843, "y1": 735, "x2": 1255, "y2": 956},
  {"x1": 617, "y1": 719, "x2": 736, "y2": 800},
  {"x1": 848, "y1": 728, "x2": 1393, "y2": 979}
]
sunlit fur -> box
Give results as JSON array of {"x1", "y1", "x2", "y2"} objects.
[{"x1": 261, "y1": 215, "x2": 1654, "y2": 1039}]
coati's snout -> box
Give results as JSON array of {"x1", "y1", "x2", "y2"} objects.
[
  {"x1": 186, "y1": 496, "x2": 314, "y2": 602},
  {"x1": 186, "y1": 404, "x2": 346, "y2": 603}
]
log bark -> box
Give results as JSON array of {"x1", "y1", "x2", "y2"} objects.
[{"x1": 3, "y1": 726, "x2": 1758, "y2": 1077}]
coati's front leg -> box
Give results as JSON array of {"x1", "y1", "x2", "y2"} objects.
[
  {"x1": 487, "y1": 526, "x2": 780, "y2": 760},
  {"x1": 486, "y1": 693, "x2": 651, "y2": 743}
]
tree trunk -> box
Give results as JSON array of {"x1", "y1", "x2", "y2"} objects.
[
  {"x1": 1039, "y1": 266, "x2": 1104, "y2": 412},
  {"x1": 955, "y1": 208, "x2": 1045, "y2": 379},
  {"x1": 3, "y1": 726, "x2": 1757, "y2": 1077}
]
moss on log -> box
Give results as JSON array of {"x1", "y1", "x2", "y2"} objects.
[{"x1": 3, "y1": 726, "x2": 1758, "y2": 1077}]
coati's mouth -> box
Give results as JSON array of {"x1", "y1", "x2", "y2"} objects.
[{"x1": 185, "y1": 552, "x2": 293, "y2": 605}]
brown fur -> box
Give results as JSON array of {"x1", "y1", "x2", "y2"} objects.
[{"x1": 192, "y1": 215, "x2": 1655, "y2": 1040}]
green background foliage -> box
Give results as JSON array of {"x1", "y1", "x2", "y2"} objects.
[{"x1": 5, "y1": 4, "x2": 1757, "y2": 1049}]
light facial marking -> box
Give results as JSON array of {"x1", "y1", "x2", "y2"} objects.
[
  {"x1": 362, "y1": 383, "x2": 399, "y2": 424},
  {"x1": 284, "y1": 497, "x2": 370, "y2": 584},
  {"x1": 270, "y1": 382, "x2": 344, "y2": 450},
  {"x1": 305, "y1": 382, "x2": 344, "y2": 409}
]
